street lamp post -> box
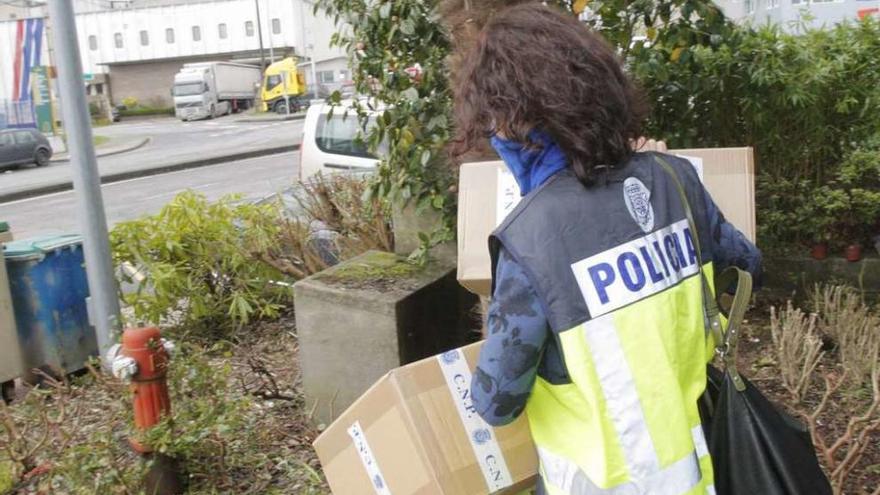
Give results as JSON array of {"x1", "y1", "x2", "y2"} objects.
[
  {"x1": 47, "y1": 0, "x2": 121, "y2": 360},
  {"x1": 254, "y1": 0, "x2": 266, "y2": 70}
]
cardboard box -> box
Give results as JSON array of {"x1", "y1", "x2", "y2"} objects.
[
  {"x1": 457, "y1": 148, "x2": 756, "y2": 297},
  {"x1": 313, "y1": 341, "x2": 537, "y2": 495}
]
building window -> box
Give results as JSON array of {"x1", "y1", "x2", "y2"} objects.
[
  {"x1": 88, "y1": 35, "x2": 98, "y2": 50},
  {"x1": 768, "y1": 0, "x2": 779, "y2": 6},
  {"x1": 245, "y1": 20, "x2": 254, "y2": 37},
  {"x1": 271, "y1": 18, "x2": 281, "y2": 34},
  {"x1": 140, "y1": 30, "x2": 149, "y2": 46},
  {"x1": 192, "y1": 25, "x2": 201, "y2": 41},
  {"x1": 114, "y1": 32, "x2": 123, "y2": 48},
  {"x1": 95, "y1": 83, "x2": 104, "y2": 95},
  {"x1": 218, "y1": 23, "x2": 228, "y2": 39},
  {"x1": 318, "y1": 70, "x2": 335, "y2": 84},
  {"x1": 745, "y1": 0, "x2": 755, "y2": 13},
  {"x1": 165, "y1": 28, "x2": 174, "y2": 43}
]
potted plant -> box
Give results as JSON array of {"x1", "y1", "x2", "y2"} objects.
[
  {"x1": 811, "y1": 241, "x2": 829, "y2": 260},
  {"x1": 833, "y1": 148, "x2": 880, "y2": 261},
  {"x1": 844, "y1": 242, "x2": 862, "y2": 262},
  {"x1": 808, "y1": 195, "x2": 837, "y2": 260},
  {"x1": 809, "y1": 212, "x2": 832, "y2": 260}
]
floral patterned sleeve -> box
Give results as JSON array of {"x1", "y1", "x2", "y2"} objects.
[{"x1": 471, "y1": 246, "x2": 549, "y2": 427}]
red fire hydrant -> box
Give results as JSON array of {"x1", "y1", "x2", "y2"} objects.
[{"x1": 108, "y1": 326, "x2": 174, "y2": 453}]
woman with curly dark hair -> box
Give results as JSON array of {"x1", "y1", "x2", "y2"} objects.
[{"x1": 453, "y1": 4, "x2": 761, "y2": 495}]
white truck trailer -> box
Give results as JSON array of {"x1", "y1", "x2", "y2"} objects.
[{"x1": 172, "y1": 62, "x2": 261, "y2": 121}]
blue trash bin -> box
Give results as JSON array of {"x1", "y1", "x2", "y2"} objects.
[{"x1": 4, "y1": 234, "x2": 97, "y2": 377}]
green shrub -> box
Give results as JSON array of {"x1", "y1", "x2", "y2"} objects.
[
  {"x1": 110, "y1": 191, "x2": 290, "y2": 336},
  {"x1": 118, "y1": 106, "x2": 174, "y2": 117},
  {"x1": 631, "y1": 17, "x2": 880, "y2": 249},
  {"x1": 637, "y1": 17, "x2": 880, "y2": 184},
  {"x1": 816, "y1": 147, "x2": 880, "y2": 248},
  {"x1": 758, "y1": 143, "x2": 880, "y2": 252}
]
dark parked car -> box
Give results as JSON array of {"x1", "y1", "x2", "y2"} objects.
[{"x1": 0, "y1": 128, "x2": 52, "y2": 170}]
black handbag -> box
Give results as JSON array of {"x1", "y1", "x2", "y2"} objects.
[{"x1": 657, "y1": 156, "x2": 833, "y2": 495}]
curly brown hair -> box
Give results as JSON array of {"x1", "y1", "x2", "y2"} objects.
[{"x1": 452, "y1": 3, "x2": 648, "y2": 186}]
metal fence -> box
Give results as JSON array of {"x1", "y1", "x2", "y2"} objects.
[{"x1": 0, "y1": 99, "x2": 36, "y2": 130}]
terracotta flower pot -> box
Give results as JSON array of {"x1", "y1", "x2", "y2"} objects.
[
  {"x1": 844, "y1": 244, "x2": 862, "y2": 262},
  {"x1": 810, "y1": 243, "x2": 828, "y2": 260}
]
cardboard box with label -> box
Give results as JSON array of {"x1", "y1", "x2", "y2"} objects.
[
  {"x1": 313, "y1": 341, "x2": 537, "y2": 495},
  {"x1": 457, "y1": 148, "x2": 756, "y2": 297}
]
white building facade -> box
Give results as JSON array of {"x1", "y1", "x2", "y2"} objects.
[
  {"x1": 718, "y1": 0, "x2": 880, "y2": 31},
  {"x1": 0, "y1": 0, "x2": 347, "y2": 108}
]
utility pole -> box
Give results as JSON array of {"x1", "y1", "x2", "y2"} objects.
[
  {"x1": 254, "y1": 0, "x2": 266, "y2": 70},
  {"x1": 47, "y1": 0, "x2": 121, "y2": 360}
]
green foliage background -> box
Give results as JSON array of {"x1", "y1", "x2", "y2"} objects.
[{"x1": 316, "y1": 0, "x2": 880, "y2": 253}]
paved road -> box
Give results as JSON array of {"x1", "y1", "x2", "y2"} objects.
[
  {"x1": 2, "y1": 151, "x2": 299, "y2": 239},
  {"x1": 0, "y1": 115, "x2": 304, "y2": 200}
]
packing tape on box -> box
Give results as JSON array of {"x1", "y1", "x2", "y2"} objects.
[
  {"x1": 437, "y1": 348, "x2": 514, "y2": 492},
  {"x1": 348, "y1": 420, "x2": 393, "y2": 495}
]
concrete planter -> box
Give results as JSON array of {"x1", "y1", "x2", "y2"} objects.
[{"x1": 294, "y1": 250, "x2": 480, "y2": 425}]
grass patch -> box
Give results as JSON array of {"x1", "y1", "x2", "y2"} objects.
[{"x1": 92, "y1": 135, "x2": 109, "y2": 147}]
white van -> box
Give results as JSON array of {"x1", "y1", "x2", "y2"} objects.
[{"x1": 298, "y1": 101, "x2": 381, "y2": 180}]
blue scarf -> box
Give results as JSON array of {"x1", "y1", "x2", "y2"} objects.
[{"x1": 490, "y1": 130, "x2": 568, "y2": 196}]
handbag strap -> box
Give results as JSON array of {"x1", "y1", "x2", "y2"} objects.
[{"x1": 655, "y1": 155, "x2": 752, "y2": 391}]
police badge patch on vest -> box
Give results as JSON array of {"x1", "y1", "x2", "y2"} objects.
[
  {"x1": 570, "y1": 219, "x2": 700, "y2": 317},
  {"x1": 623, "y1": 177, "x2": 655, "y2": 233}
]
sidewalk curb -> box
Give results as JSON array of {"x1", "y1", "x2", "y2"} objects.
[
  {"x1": 0, "y1": 144, "x2": 299, "y2": 204},
  {"x1": 234, "y1": 113, "x2": 306, "y2": 123},
  {"x1": 50, "y1": 137, "x2": 152, "y2": 163}
]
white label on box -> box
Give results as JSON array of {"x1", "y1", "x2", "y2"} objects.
[
  {"x1": 677, "y1": 155, "x2": 704, "y2": 182},
  {"x1": 437, "y1": 349, "x2": 514, "y2": 492},
  {"x1": 496, "y1": 167, "x2": 522, "y2": 226},
  {"x1": 348, "y1": 421, "x2": 392, "y2": 495}
]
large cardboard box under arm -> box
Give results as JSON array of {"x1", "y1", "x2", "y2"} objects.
[
  {"x1": 457, "y1": 148, "x2": 756, "y2": 297},
  {"x1": 313, "y1": 341, "x2": 537, "y2": 495}
]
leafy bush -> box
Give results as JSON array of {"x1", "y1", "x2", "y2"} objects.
[
  {"x1": 118, "y1": 106, "x2": 174, "y2": 117},
  {"x1": 638, "y1": 18, "x2": 880, "y2": 182},
  {"x1": 111, "y1": 191, "x2": 290, "y2": 336},
  {"x1": 121, "y1": 96, "x2": 138, "y2": 109},
  {"x1": 632, "y1": 17, "x2": 880, "y2": 251},
  {"x1": 317, "y1": 0, "x2": 457, "y2": 258}
]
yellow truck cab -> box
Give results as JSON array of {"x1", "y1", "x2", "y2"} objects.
[{"x1": 261, "y1": 57, "x2": 307, "y2": 114}]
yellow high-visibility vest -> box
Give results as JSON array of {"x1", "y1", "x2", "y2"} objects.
[{"x1": 490, "y1": 154, "x2": 719, "y2": 495}]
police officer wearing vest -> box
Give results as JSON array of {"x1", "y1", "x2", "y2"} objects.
[{"x1": 452, "y1": 4, "x2": 762, "y2": 495}]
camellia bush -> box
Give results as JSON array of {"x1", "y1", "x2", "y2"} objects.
[{"x1": 316, "y1": 0, "x2": 458, "y2": 260}]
